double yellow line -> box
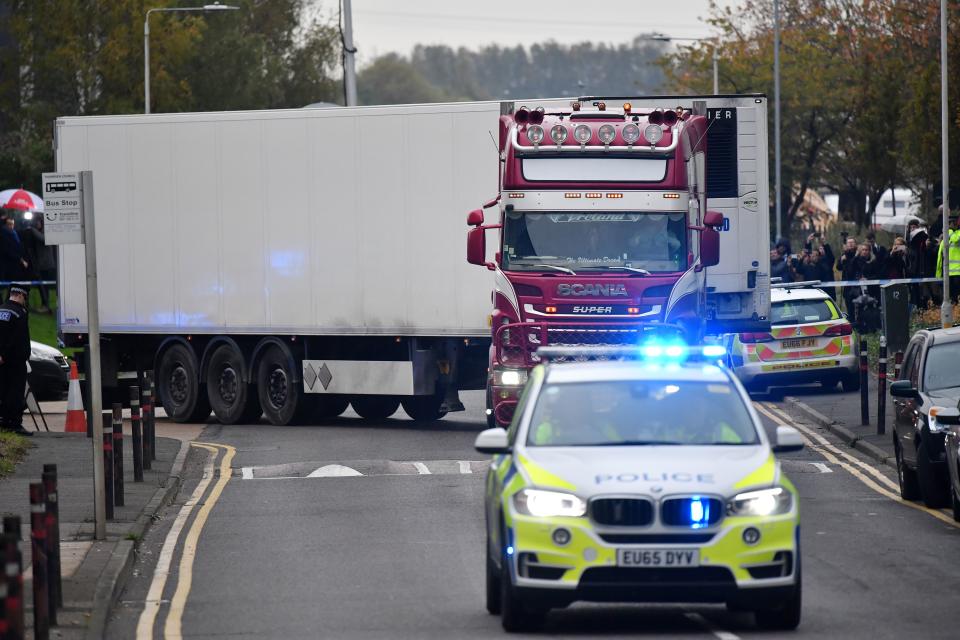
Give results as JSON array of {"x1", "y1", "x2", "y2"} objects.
[
  {"x1": 137, "y1": 442, "x2": 236, "y2": 640},
  {"x1": 754, "y1": 402, "x2": 960, "y2": 529}
]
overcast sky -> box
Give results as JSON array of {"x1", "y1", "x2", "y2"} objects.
[{"x1": 309, "y1": 0, "x2": 736, "y2": 64}]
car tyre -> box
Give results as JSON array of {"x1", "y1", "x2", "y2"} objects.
[
  {"x1": 895, "y1": 439, "x2": 921, "y2": 501},
  {"x1": 754, "y1": 562, "x2": 801, "y2": 630},
  {"x1": 485, "y1": 537, "x2": 501, "y2": 615},
  {"x1": 350, "y1": 396, "x2": 400, "y2": 421},
  {"x1": 819, "y1": 376, "x2": 840, "y2": 392},
  {"x1": 499, "y1": 547, "x2": 545, "y2": 632},
  {"x1": 157, "y1": 343, "x2": 211, "y2": 423},
  {"x1": 206, "y1": 344, "x2": 261, "y2": 424},
  {"x1": 256, "y1": 346, "x2": 310, "y2": 426},
  {"x1": 952, "y1": 481, "x2": 960, "y2": 523},
  {"x1": 917, "y1": 441, "x2": 950, "y2": 508},
  {"x1": 841, "y1": 372, "x2": 860, "y2": 392}
]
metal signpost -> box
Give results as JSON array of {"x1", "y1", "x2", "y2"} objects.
[{"x1": 41, "y1": 171, "x2": 106, "y2": 540}]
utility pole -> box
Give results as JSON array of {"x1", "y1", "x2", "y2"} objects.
[
  {"x1": 774, "y1": 0, "x2": 783, "y2": 242},
  {"x1": 712, "y1": 47, "x2": 719, "y2": 95},
  {"x1": 941, "y1": 0, "x2": 952, "y2": 327},
  {"x1": 342, "y1": 0, "x2": 358, "y2": 106}
]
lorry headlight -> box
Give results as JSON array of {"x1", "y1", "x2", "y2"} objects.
[
  {"x1": 727, "y1": 487, "x2": 792, "y2": 517},
  {"x1": 621, "y1": 123, "x2": 641, "y2": 145},
  {"x1": 643, "y1": 124, "x2": 663, "y2": 144},
  {"x1": 527, "y1": 125, "x2": 544, "y2": 145},
  {"x1": 598, "y1": 124, "x2": 616, "y2": 145},
  {"x1": 550, "y1": 124, "x2": 568, "y2": 145},
  {"x1": 493, "y1": 369, "x2": 528, "y2": 386},
  {"x1": 514, "y1": 489, "x2": 586, "y2": 517},
  {"x1": 573, "y1": 124, "x2": 592, "y2": 144}
]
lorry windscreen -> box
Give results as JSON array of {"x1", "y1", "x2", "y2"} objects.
[{"x1": 502, "y1": 211, "x2": 686, "y2": 273}]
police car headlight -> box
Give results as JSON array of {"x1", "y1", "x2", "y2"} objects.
[
  {"x1": 493, "y1": 369, "x2": 528, "y2": 386},
  {"x1": 727, "y1": 487, "x2": 792, "y2": 517},
  {"x1": 514, "y1": 489, "x2": 586, "y2": 517}
]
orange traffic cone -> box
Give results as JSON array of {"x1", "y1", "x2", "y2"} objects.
[{"x1": 65, "y1": 360, "x2": 86, "y2": 433}]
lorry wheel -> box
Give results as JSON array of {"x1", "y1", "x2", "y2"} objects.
[
  {"x1": 401, "y1": 393, "x2": 447, "y2": 422},
  {"x1": 311, "y1": 396, "x2": 350, "y2": 421},
  {"x1": 157, "y1": 343, "x2": 210, "y2": 423},
  {"x1": 350, "y1": 396, "x2": 399, "y2": 421},
  {"x1": 206, "y1": 344, "x2": 261, "y2": 424},
  {"x1": 256, "y1": 346, "x2": 310, "y2": 426}
]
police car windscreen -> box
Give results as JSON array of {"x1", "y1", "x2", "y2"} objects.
[
  {"x1": 502, "y1": 211, "x2": 686, "y2": 273},
  {"x1": 770, "y1": 299, "x2": 835, "y2": 326},
  {"x1": 923, "y1": 342, "x2": 960, "y2": 392},
  {"x1": 527, "y1": 380, "x2": 758, "y2": 447}
]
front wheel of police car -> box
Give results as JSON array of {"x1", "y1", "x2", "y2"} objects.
[
  {"x1": 752, "y1": 559, "x2": 802, "y2": 630},
  {"x1": 499, "y1": 528, "x2": 548, "y2": 632}
]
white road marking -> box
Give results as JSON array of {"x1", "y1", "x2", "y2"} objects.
[
  {"x1": 307, "y1": 464, "x2": 363, "y2": 478},
  {"x1": 684, "y1": 612, "x2": 740, "y2": 640},
  {"x1": 458, "y1": 461, "x2": 473, "y2": 474},
  {"x1": 241, "y1": 467, "x2": 253, "y2": 480},
  {"x1": 809, "y1": 462, "x2": 833, "y2": 473},
  {"x1": 136, "y1": 447, "x2": 217, "y2": 640},
  {"x1": 413, "y1": 462, "x2": 431, "y2": 475}
]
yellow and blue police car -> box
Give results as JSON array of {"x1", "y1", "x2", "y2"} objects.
[{"x1": 475, "y1": 345, "x2": 804, "y2": 632}]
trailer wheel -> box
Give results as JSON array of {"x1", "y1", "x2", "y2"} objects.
[
  {"x1": 256, "y1": 346, "x2": 310, "y2": 426},
  {"x1": 311, "y1": 396, "x2": 350, "y2": 421},
  {"x1": 157, "y1": 343, "x2": 210, "y2": 423},
  {"x1": 206, "y1": 344, "x2": 261, "y2": 424},
  {"x1": 401, "y1": 393, "x2": 448, "y2": 422},
  {"x1": 350, "y1": 396, "x2": 399, "y2": 421}
]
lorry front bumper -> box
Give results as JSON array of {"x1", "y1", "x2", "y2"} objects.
[
  {"x1": 505, "y1": 513, "x2": 799, "y2": 607},
  {"x1": 733, "y1": 354, "x2": 858, "y2": 389}
]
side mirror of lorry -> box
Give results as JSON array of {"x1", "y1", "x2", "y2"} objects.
[
  {"x1": 699, "y1": 226, "x2": 720, "y2": 268},
  {"x1": 703, "y1": 210, "x2": 724, "y2": 228},
  {"x1": 468, "y1": 226, "x2": 494, "y2": 269},
  {"x1": 467, "y1": 208, "x2": 484, "y2": 226}
]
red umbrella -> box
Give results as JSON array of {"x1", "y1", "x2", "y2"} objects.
[{"x1": 0, "y1": 188, "x2": 44, "y2": 211}]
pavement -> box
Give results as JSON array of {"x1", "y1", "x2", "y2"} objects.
[
  {"x1": 0, "y1": 403, "x2": 200, "y2": 639},
  {"x1": 776, "y1": 374, "x2": 897, "y2": 469}
]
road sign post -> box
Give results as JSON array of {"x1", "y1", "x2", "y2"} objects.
[{"x1": 41, "y1": 171, "x2": 106, "y2": 541}]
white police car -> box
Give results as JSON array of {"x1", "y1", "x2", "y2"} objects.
[{"x1": 475, "y1": 345, "x2": 804, "y2": 632}]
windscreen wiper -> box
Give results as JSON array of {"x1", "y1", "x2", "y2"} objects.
[
  {"x1": 530, "y1": 264, "x2": 577, "y2": 275},
  {"x1": 592, "y1": 440, "x2": 687, "y2": 446},
  {"x1": 602, "y1": 266, "x2": 650, "y2": 276}
]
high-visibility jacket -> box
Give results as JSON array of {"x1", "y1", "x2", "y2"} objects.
[{"x1": 936, "y1": 228, "x2": 960, "y2": 277}]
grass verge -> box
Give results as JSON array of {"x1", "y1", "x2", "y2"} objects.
[{"x1": 0, "y1": 432, "x2": 32, "y2": 479}]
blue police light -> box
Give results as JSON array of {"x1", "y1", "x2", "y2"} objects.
[
  {"x1": 642, "y1": 344, "x2": 663, "y2": 358},
  {"x1": 689, "y1": 497, "x2": 709, "y2": 529},
  {"x1": 665, "y1": 345, "x2": 685, "y2": 358},
  {"x1": 506, "y1": 545, "x2": 515, "y2": 556},
  {"x1": 702, "y1": 345, "x2": 726, "y2": 358}
]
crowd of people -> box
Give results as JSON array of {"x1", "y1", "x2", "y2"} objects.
[
  {"x1": 770, "y1": 212, "x2": 960, "y2": 329},
  {"x1": 0, "y1": 212, "x2": 56, "y2": 311}
]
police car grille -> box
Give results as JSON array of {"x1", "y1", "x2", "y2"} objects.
[
  {"x1": 590, "y1": 498, "x2": 654, "y2": 527},
  {"x1": 661, "y1": 497, "x2": 725, "y2": 527},
  {"x1": 598, "y1": 533, "x2": 715, "y2": 544}
]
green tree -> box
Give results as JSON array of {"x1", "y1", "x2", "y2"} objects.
[{"x1": 357, "y1": 54, "x2": 453, "y2": 105}]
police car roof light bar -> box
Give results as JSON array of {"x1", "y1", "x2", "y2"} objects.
[
  {"x1": 771, "y1": 280, "x2": 822, "y2": 290},
  {"x1": 535, "y1": 345, "x2": 726, "y2": 363}
]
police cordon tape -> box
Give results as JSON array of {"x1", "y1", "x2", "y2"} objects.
[
  {"x1": 0, "y1": 280, "x2": 56, "y2": 286},
  {"x1": 773, "y1": 276, "x2": 943, "y2": 289}
]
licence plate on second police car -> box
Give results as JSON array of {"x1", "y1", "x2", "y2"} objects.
[
  {"x1": 781, "y1": 338, "x2": 815, "y2": 349},
  {"x1": 617, "y1": 549, "x2": 700, "y2": 568}
]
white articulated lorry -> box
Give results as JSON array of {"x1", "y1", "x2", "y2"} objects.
[
  {"x1": 54, "y1": 95, "x2": 770, "y2": 426},
  {"x1": 55, "y1": 103, "x2": 501, "y2": 424}
]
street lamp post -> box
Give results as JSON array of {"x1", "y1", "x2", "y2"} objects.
[
  {"x1": 648, "y1": 35, "x2": 720, "y2": 95},
  {"x1": 144, "y1": 2, "x2": 240, "y2": 114},
  {"x1": 774, "y1": 0, "x2": 782, "y2": 242},
  {"x1": 941, "y1": 0, "x2": 952, "y2": 327}
]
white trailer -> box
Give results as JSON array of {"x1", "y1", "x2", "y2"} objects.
[{"x1": 55, "y1": 103, "x2": 501, "y2": 424}]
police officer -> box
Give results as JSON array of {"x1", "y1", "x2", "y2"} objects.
[
  {"x1": 0, "y1": 286, "x2": 32, "y2": 435},
  {"x1": 936, "y1": 210, "x2": 960, "y2": 303}
]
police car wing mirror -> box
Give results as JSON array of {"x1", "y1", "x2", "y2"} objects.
[
  {"x1": 773, "y1": 425, "x2": 804, "y2": 453},
  {"x1": 475, "y1": 428, "x2": 511, "y2": 454},
  {"x1": 930, "y1": 406, "x2": 960, "y2": 426}
]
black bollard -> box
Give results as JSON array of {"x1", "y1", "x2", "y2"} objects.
[
  {"x1": 877, "y1": 336, "x2": 887, "y2": 436},
  {"x1": 112, "y1": 403, "x2": 125, "y2": 507},
  {"x1": 29, "y1": 483, "x2": 50, "y2": 639},
  {"x1": 148, "y1": 373, "x2": 157, "y2": 462},
  {"x1": 41, "y1": 465, "x2": 62, "y2": 611},
  {"x1": 130, "y1": 386, "x2": 144, "y2": 482},
  {"x1": 2, "y1": 515, "x2": 25, "y2": 640},
  {"x1": 141, "y1": 384, "x2": 153, "y2": 470},
  {"x1": 860, "y1": 335, "x2": 869, "y2": 426},
  {"x1": 102, "y1": 414, "x2": 114, "y2": 520}
]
